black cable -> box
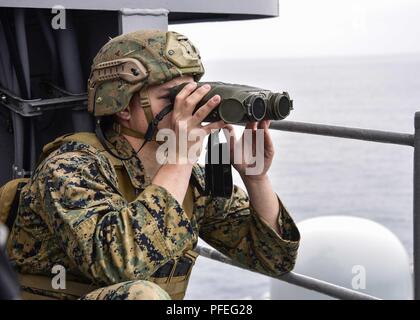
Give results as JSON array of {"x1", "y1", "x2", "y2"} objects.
[
  {"x1": 0, "y1": 9, "x2": 29, "y2": 99},
  {"x1": 95, "y1": 120, "x2": 133, "y2": 161},
  {"x1": 136, "y1": 104, "x2": 173, "y2": 154}
]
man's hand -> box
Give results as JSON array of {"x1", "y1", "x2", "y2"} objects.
[
  {"x1": 153, "y1": 82, "x2": 226, "y2": 204},
  {"x1": 169, "y1": 82, "x2": 225, "y2": 164},
  {"x1": 223, "y1": 120, "x2": 281, "y2": 234},
  {"x1": 224, "y1": 120, "x2": 274, "y2": 181}
]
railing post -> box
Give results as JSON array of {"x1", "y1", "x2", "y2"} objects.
[{"x1": 414, "y1": 112, "x2": 420, "y2": 300}]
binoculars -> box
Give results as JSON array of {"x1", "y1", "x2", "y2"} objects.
[{"x1": 169, "y1": 81, "x2": 293, "y2": 123}]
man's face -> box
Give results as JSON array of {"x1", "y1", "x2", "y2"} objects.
[{"x1": 128, "y1": 75, "x2": 195, "y2": 133}]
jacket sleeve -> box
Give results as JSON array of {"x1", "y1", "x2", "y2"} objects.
[
  {"x1": 198, "y1": 184, "x2": 300, "y2": 276},
  {"x1": 36, "y1": 151, "x2": 195, "y2": 285}
]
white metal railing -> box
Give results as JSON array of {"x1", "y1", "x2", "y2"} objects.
[{"x1": 196, "y1": 115, "x2": 420, "y2": 300}]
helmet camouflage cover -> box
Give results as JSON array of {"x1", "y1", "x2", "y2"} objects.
[{"x1": 87, "y1": 30, "x2": 205, "y2": 117}]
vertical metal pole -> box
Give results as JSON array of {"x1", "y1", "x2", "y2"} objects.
[
  {"x1": 29, "y1": 118, "x2": 36, "y2": 171},
  {"x1": 414, "y1": 112, "x2": 420, "y2": 299},
  {"x1": 11, "y1": 113, "x2": 25, "y2": 178},
  {"x1": 14, "y1": 8, "x2": 31, "y2": 99}
]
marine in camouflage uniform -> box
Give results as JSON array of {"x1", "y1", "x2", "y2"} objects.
[{"x1": 6, "y1": 30, "x2": 300, "y2": 300}]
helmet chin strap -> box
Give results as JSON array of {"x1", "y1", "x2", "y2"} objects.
[
  {"x1": 95, "y1": 88, "x2": 174, "y2": 161},
  {"x1": 121, "y1": 87, "x2": 174, "y2": 153},
  {"x1": 114, "y1": 103, "x2": 173, "y2": 153}
]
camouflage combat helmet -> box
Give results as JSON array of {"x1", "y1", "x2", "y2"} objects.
[{"x1": 87, "y1": 30, "x2": 205, "y2": 121}]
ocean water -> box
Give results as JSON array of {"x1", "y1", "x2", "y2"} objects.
[{"x1": 185, "y1": 54, "x2": 420, "y2": 299}]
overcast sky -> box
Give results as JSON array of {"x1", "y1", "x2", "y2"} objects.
[{"x1": 172, "y1": 0, "x2": 420, "y2": 60}]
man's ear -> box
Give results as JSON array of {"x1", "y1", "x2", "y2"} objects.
[
  {"x1": 115, "y1": 107, "x2": 131, "y2": 121},
  {"x1": 116, "y1": 92, "x2": 140, "y2": 121}
]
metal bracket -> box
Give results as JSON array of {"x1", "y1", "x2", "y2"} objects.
[
  {"x1": 0, "y1": 83, "x2": 87, "y2": 117},
  {"x1": 12, "y1": 164, "x2": 31, "y2": 178}
]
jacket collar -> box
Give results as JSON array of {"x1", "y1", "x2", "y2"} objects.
[
  {"x1": 105, "y1": 128, "x2": 206, "y2": 194},
  {"x1": 106, "y1": 129, "x2": 150, "y2": 190}
]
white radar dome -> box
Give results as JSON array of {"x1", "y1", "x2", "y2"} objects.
[{"x1": 270, "y1": 216, "x2": 412, "y2": 300}]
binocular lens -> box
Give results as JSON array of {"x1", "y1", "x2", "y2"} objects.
[
  {"x1": 219, "y1": 96, "x2": 266, "y2": 123},
  {"x1": 250, "y1": 96, "x2": 266, "y2": 121},
  {"x1": 266, "y1": 93, "x2": 292, "y2": 120}
]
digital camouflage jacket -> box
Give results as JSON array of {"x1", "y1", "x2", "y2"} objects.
[{"x1": 7, "y1": 130, "x2": 300, "y2": 288}]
